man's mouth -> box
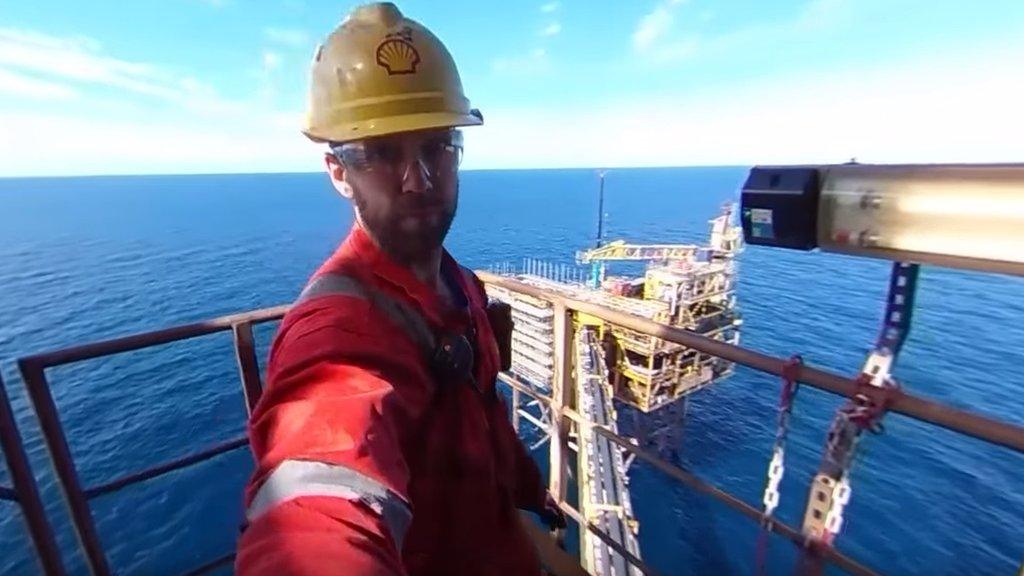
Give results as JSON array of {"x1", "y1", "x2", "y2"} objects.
[{"x1": 405, "y1": 203, "x2": 442, "y2": 216}]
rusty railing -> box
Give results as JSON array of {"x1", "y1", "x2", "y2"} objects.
[
  {"x1": 0, "y1": 271, "x2": 1019, "y2": 575},
  {"x1": 13, "y1": 306, "x2": 288, "y2": 576},
  {"x1": 0, "y1": 373, "x2": 65, "y2": 575},
  {"x1": 478, "y1": 271, "x2": 1024, "y2": 576}
]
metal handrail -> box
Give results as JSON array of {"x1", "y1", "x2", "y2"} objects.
[
  {"x1": 0, "y1": 373, "x2": 66, "y2": 575},
  {"x1": 556, "y1": 498, "x2": 659, "y2": 575},
  {"x1": 180, "y1": 553, "x2": 235, "y2": 576},
  {"x1": 1, "y1": 270, "x2": 1020, "y2": 575},
  {"x1": 479, "y1": 272, "x2": 1024, "y2": 453},
  {"x1": 17, "y1": 306, "x2": 289, "y2": 368},
  {"x1": 499, "y1": 374, "x2": 877, "y2": 576},
  {"x1": 14, "y1": 308, "x2": 287, "y2": 576},
  {"x1": 82, "y1": 436, "x2": 249, "y2": 500}
]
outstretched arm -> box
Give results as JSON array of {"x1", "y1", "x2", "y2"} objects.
[{"x1": 237, "y1": 311, "x2": 421, "y2": 576}]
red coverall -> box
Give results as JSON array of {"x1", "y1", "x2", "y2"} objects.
[{"x1": 237, "y1": 226, "x2": 548, "y2": 575}]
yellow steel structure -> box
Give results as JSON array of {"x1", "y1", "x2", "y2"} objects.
[
  {"x1": 495, "y1": 208, "x2": 743, "y2": 412},
  {"x1": 577, "y1": 241, "x2": 698, "y2": 264},
  {"x1": 553, "y1": 206, "x2": 744, "y2": 412},
  {"x1": 573, "y1": 325, "x2": 642, "y2": 575}
]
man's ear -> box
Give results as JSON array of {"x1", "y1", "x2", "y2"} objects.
[{"x1": 325, "y1": 153, "x2": 354, "y2": 199}]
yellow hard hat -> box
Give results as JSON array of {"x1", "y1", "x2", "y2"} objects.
[{"x1": 303, "y1": 2, "x2": 482, "y2": 144}]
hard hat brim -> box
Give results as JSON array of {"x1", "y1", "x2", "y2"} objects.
[{"x1": 303, "y1": 111, "x2": 483, "y2": 144}]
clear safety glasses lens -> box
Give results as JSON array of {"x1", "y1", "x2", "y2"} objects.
[{"x1": 332, "y1": 130, "x2": 463, "y2": 177}]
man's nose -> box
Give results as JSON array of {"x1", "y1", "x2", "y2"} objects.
[{"x1": 401, "y1": 157, "x2": 433, "y2": 194}]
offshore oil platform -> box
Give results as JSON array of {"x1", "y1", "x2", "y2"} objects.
[
  {"x1": 1, "y1": 164, "x2": 1022, "y2": 576},
  {"x1": 489, "y1": 180, "x2": 743, "y2": 413},
  {"x1": 484, "y1": 174, "x2": 745, "y2": 574}
]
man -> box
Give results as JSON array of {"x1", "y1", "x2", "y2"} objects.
[{"x1": 236, "y1": 3, "x2": 564, "y2": 575}]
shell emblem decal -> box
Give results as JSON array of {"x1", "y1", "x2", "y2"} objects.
[{"x1": 376, "y1": 27, "x2": 420, "y2": 75}]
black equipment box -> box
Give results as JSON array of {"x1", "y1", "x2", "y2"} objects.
[{"x1": 740, "y1": 166, "x2": 821, "y2": 251}]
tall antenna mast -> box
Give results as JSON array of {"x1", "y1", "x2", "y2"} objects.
[{"x1": 595, "y1": 170, "x2": 606, "y2": 248}]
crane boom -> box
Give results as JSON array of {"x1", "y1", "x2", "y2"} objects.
[{"x1": 576, "y1": 240, "x2": 700, "y2": 264}]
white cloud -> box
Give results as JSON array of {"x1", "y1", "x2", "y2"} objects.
[
  {"x1": 632, "y1": 0, "x2": 694, "y2": 61},
  {"x1": 633, "y1": 0, "x2": 849, "y2": 65},
  {"x1": 465, "y1": 42, "x2": 1024, "y2": 169},
  {"x1": 797, "y1": 0, "x2": 849, "y2": 30},
  {"x1": 0, "y1": 110, "x2": 317, "y2": 176},
  {"x1": 0, "y1": 27, "x2": 289, "y2": 122},
  {"x1": 262, "y1": 51, "x2": 282, "y2": 72},
  {"x1": 0, "y1": 27, "x2": 313, "y2": 177},
  {"x1": 4, "y1": 18, "x2": 1021, "y2": 175},
  {"x1": 0, "y1": 67, "x2": 79, "y2": 100},
  {"x1": 540, "y1": 2, "x2": 560, "y2": 13},
  {"x1": 0, "y1": 27, "x2": 218, "y2": 104},
  {"x1": 0, "y1": 28, "x2": 100, "y2": 52},
  {"x1": 632, "y1": 1, "x2": 698, "y2": 64},
  {"x1": 491, "y1": 47, "x2": 550, "y2": 75},
  {"x1": 688, "y1": 0, "x2": 852, "y2": 62},
  {"x1": 263, "y1": 27, "x2": 310, "y2": 48},
  {"x1": 257, "y1": 51, "x2": 284, "y2": 103},
  {"x1": 650, "y1": 38, "x2": 698, "y2": 62},
  {"x1": 540, "y1": 22, "x2": 562, "y2": 37},
  {"x1": 633, "y1": 3, "x2": 676, "y2": 52}
]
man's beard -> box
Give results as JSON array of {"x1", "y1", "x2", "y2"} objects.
[{"x1": 352, "y1": 186, "x2": 457, "y2": 265}]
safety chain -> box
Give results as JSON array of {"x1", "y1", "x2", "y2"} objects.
[
  {"x1": 798, "y1": 263, "x2": 917, "y2": 572},
  {"x1": 761, "y1": 355, "x2": 803, "y2": 519},
  {"x1": 755, "y1": 356, "x2": 803, "y2": 576},
  {"x1": 818, "y1": 373, "x2": 900, "y2": 543},
  {"x1": 822, "y1": 476, "x2": 852, "y2": 539}
]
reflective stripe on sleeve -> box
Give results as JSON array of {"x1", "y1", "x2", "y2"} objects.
[{"x1": 247, "y1": 459, "x2": 412, "y2": 550}]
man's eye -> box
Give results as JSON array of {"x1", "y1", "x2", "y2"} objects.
[
  {"x1": 366, "y1": 144, "x2": 401, "y2": 164},
  {"x1": 420, "y1": 141, "x2": 448, "y2": 161}
]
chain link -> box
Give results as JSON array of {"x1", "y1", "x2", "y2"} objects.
[
  {"x1": 823, "y1": 476, "x2": 852, "y2": 537},
  {"x1": 762, "y1": 446, "x2": 785, "y2": 514},
  {"x1": 818, "y1": 379, "x2": 889, "y2": 534},
  {"x1": 818, "y1": 408, "x2": 865, "y2": 541},
  {"x1": 823, "y1": 411, "x2": 861, "y2": 472},
  {"x1": 760, "y1": 357, "x2": 802, "y2": 522}
]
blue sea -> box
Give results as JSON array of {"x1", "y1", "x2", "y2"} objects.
[{"x1": 0, "y1": 168, "x2": 1021, "y2": 575}]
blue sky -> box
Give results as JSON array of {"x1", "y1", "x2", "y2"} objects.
[{"x1": 1, "y1": 0, "x2": 1022, "y2": 176}]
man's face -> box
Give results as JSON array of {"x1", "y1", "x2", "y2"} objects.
[{"x1": 330, "y1": 128, "x2": 462, "y2": 264}]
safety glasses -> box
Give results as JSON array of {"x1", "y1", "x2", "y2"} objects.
[{"x1": 331, "y1": 130, "x2": 464, "y2": 180}]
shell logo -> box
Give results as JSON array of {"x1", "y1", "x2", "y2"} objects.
[{"x1": 376, "y1": 27, "x2": 420, "y2": 75}]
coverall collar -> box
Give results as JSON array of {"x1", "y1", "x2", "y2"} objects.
[{"x1": 321, "y1": 225, "x2": 470, "y2": 327}]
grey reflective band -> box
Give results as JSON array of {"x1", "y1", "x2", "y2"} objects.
[
  {"x1": 298, "y1": 273, "x2": 368, "y2": 301},
  {"x1": 298, "y1": 273, "x2": 436, "y2": 356},
  {"x1": 248, "y1": 459, "x2": 412, "y2": 550}
]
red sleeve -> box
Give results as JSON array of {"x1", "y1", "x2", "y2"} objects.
[
  {"x1": 237, "y1": 497, "x2": 405, "y2": 576},
  {"x1": 237, "y1": 299, "x2": 428, "y2": 576}
]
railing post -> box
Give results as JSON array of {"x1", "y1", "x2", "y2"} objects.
[
  {"x1": 232, "y1": 322, "x2": 264, "y2": 417},
  {"x1": 3, "y1": 306, "x2": 288, "y2": 576},
  {"x1": 549, "y1": 303, "x2": 574, "y2": 544},
  {"x1": 512, "y1": 387, "x2": 521, "y2": 433},
  {"x1": 18, "y1": 359, "x2": 110, "y2": 576},
  {"x1": 0, "y1": 373, "x2": 66, "y2": 575}
]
